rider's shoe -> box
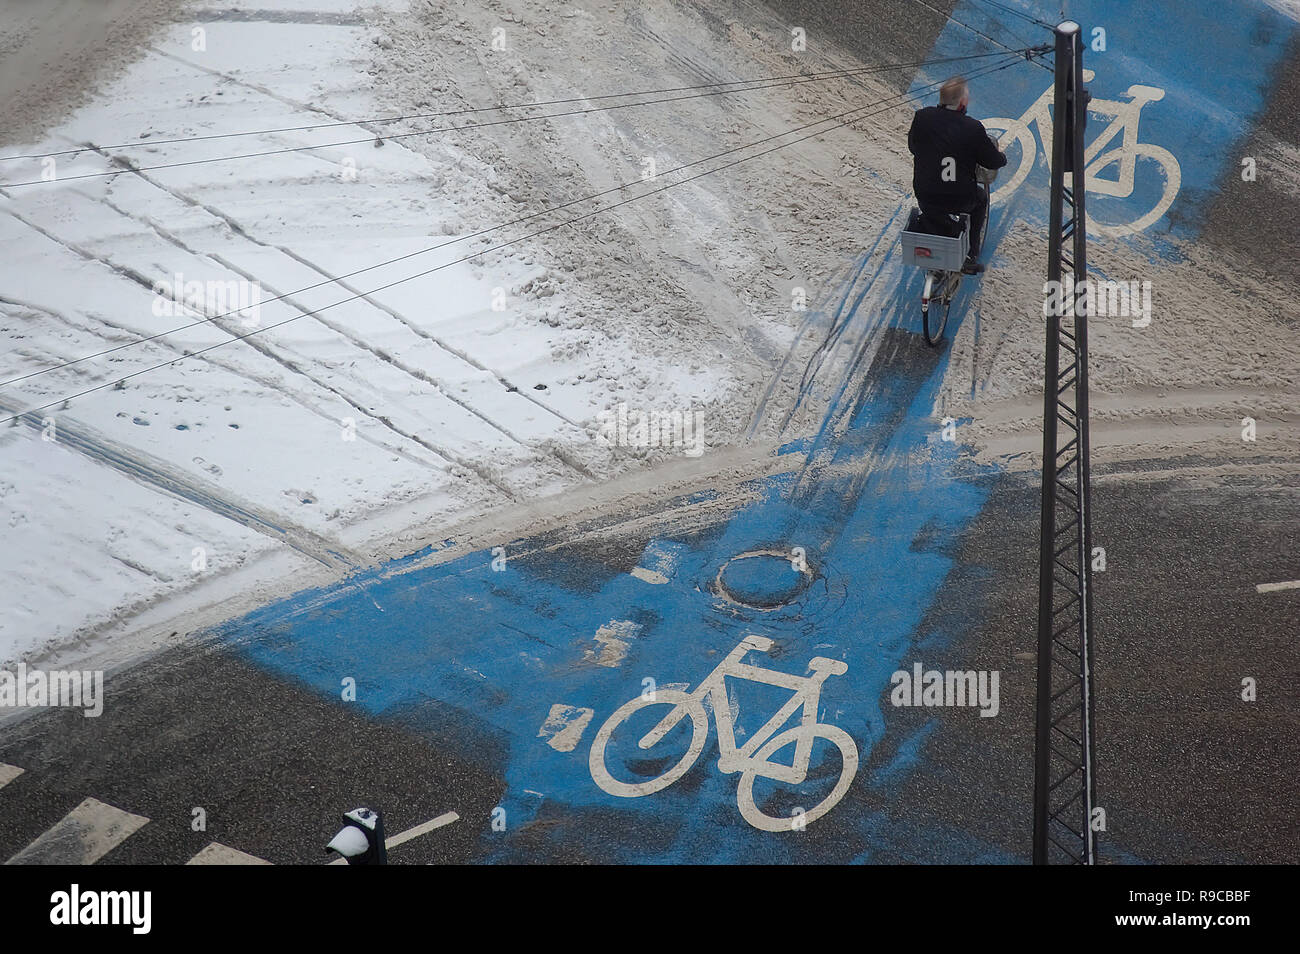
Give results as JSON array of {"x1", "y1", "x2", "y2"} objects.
[{"x1": 961, "y1": 258, "x2": 985, "y2": 275}]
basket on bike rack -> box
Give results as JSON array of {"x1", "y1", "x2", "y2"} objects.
[{"x1": 900, "y1": 208, "x2": 969, "y2": 272}]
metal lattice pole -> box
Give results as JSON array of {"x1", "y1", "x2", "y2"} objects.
[{"x1": 1033, "y1": 21, "x2": 1098, "y2": 866}]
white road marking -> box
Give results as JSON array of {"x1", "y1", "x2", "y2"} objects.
[
  {"x1": 386, "y1": 812, "x2": 460, "y2": 849},
  {"x1": 187, "y1": 842, "x2": 272, "y2": 865},
  {"x1": 631, "y1": 566, "x2": 668, "y2": 585},
  {"x1": 1256, "y1": 579, "x2": 1300, "y2": 593},
  {"x1": 538, "y1": 704, "x2": 595, "y2": 752},
  {"x1": 327, "y1": 812, "x2": 460, "y2": 864},
  {"x1": 5, "y1": 797, "x2": 148, "y2": 865},
  {"x1": 0, "y1": 763, "x2": 24, "y2": 790},
  {"x1": 589, "y1": 636, "x2": 859, "y2": 832}
]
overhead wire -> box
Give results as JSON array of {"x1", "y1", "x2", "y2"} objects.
[
  {"x1": 0, "y1": 51, "x2": 1018, "y2": 187},
  {"x1": 970, "y1": 0, "x2": 1057, "y2": 31},
  {"x1": 905, "y1": 0, "x2": 1055, "y2": 72},
  {"x1": 1, "y1": 47, "x2": 1045, "y2": 390},
  {"x1": 1, "y1": 50, "x2": 1019, "y2": 163},
  {"x1": 0, "y1": 50, "x2": 1045, "y2": 426}
]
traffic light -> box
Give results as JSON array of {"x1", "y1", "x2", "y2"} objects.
[{"x1": 325, "y1": 807, "x2": 387, "y2": 865}]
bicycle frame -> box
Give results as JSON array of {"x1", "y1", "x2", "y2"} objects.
[
  {"x1": 922, "y1": 269, "x2": 960, "y2": 307},
  {"x1": 1010, "y1": 68, "x2": 1166, "y2": 195}
]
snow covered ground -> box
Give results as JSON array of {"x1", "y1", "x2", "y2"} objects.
[
  {"x1": 2, "y1": 0, "x2": 1297, "y2": 671},
  {"x1": 0, "y1": 0, "x2": 603, "y2": 664},
  {"x1": 0, "y1": 0, "x2": 918, "y2": 667}
]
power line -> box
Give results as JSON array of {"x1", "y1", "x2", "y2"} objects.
[
  {"x1": 1, "y1": 47, "x2": 1045, "y2": 390},
  {"x1": 966, "y1": 0, "x2": 1043, "y2": 51},
  {"x1": 906, "y1": 0, "x2": 1055, "y2": 71},
  {"x1": 0, "y1": 52, "x2": 1038, "y2": 427},
  {"x1": 0, "y1": 51, "x2": 1013, "y2": 188},
  {"x1": 970, "y1": 0, "x2": 1057, "y2": 31},
  {"x1": 1, "y1": 51, "x2": 1013, "y2": 163}
]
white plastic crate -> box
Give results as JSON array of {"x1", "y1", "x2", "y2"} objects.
[{"x1": 900, "y1": 209, "x2": 970, "y2": 271}]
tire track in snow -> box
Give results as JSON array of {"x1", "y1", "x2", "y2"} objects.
[
  {"x1": 146, "y1": 44, "x2": 392, "y2": 142},
  {"x1": 74, "y1": 146, "x2": 597, "y2": 482},
  {"x1": 77, "y1": 185, "x2": 537, "y2": 493},
  {"x1": 2, "y1": 202, "x2": 524, "y2": 501},
  {"x1": 141, "y1": 45, "x2": 598, "y2": 436},
  {"x1": 746, "y1": 201, "x2": 905, "y2": 440},
  {"x1": 0, "y1": 395, "x2": 361, "y2": 571},
  {"x1": 0, "y1": 292, "x2": 456, "y2": 481}
]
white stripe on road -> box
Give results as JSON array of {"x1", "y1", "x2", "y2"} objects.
[
  {"x1": 631, "y1": 566, "x2": 668, "y2": 585},
  {"x1": 327, "y1": 811, "x2": 459, "y2": 864},
  {"x1": 187, "y1": 842, "x2": 272, "y2": 865},
  {"x1": 0, "y1": 764, "x2": 23, "y2": 790},
  {"x1": 1256, "y1": 579, "x2": 1300, "y2": 593},
  {"x1": 386, "y1": 811, "x2": 460, "y2": 849},
  {"x1": 5, "y1": 797, "x2": 148, "y2": 865}
]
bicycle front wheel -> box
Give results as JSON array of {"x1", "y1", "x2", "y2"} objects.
[
  {"x1": 736, "y1": 724, "x2": 860, "y2": 832},
  {"x1": 1085, "y1": 142, "x2": 1182, "y2": 238},
  {"x1": 982, "y1": 117, "x2": 1037, "y2": 204}
]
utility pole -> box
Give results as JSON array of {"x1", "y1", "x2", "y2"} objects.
[{"x1": 1033, "y1": 20, "x2": 1097, "y2": 866}]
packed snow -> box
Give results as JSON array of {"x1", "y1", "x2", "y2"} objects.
[{"x1": 2, "y1": 0, "x2": 1297, "y2": 671}]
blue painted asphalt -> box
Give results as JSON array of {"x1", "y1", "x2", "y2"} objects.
[
  {"x1": 915, "y1": 0, "x2": 1296, "y2": 239},
  {"x1": 213, "y1": 1, "x2": 1295, "y2": 862},
  {"x1": 227, "y1": 249, "x2": 998, "y2": 861}
]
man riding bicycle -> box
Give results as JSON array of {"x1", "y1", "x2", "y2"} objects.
[{"x1": 908, "y1": 76, "x2": 1007, "y2": 275}]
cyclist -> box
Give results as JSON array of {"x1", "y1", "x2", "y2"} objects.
[{"x1": 907, "y1": 76, "x2": 1007, "y2": 274}]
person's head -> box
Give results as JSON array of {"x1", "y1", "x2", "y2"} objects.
[{"x1": 940, "y1": 76, "x2": 969, "y2": 112}]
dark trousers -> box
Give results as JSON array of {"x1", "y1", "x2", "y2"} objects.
[{"x1": 918, "y1": 186, "x2": 988, "y2": 260}]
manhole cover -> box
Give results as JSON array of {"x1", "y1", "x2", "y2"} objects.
[{"x1": 715, "y1": 549, "x2": 814, "y2": 610}]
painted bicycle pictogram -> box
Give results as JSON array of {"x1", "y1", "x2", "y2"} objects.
[
  {"x1": 983, "y1": 68, "x2": 1181, "y2": 236},
  {"x1": 588, "y1": 634, "x2": 858, "y2": 832}
]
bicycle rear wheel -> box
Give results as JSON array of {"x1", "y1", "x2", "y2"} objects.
[{"x1": 588, "y1": 690, "x2": 707, "y2": 798}]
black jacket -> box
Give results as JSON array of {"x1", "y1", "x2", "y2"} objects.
[{"x1": 908, "y1": 105, "x2": 1007, "y2": 202}]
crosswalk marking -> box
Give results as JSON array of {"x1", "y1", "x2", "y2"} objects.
[
  {"x1": 327, "y1": 811, "x2": 459, "y2": 864},
  {"x1": 0, "y1": 763, "x2": 23, "y2": 790},
  {"x1": 187, "y1": 842, "x2": 272, "y2": 865},
  {"x1": 5, "y1": 797, "x2": 148, "y2": 865}
]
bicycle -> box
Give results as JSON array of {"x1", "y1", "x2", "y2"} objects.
[
  {"x1": 588, "y1": 634, "x2": 858, "y2": 832},
  {"x1": 900, "y1": 182, "x2": 989, "y2": 347},
  {"x1": 982, "y1": 68, "x2": 1181, "y2": 237}
]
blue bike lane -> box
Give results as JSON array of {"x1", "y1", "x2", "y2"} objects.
[
  {"x1": 918, "y1": 0, "x2": 1297, "y2": 243},
  {"x1": 213, "y1": 0, "x2": 1296, "y2": 862}
]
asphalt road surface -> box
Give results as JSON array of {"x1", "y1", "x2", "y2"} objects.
[
  {"x1": 1, "y1": 433, "x2": 1294, "y2": 864},
  {"x1": 2, "y1": 0, "x2": 1295, "y2": 866}
]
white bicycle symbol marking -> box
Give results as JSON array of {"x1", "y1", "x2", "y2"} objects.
[
  {"x1": 983, "y1": 68, "x2": 1182, "y2": 237},
  {"x1": 588, "y1": 635, "x2": 859, "y2": 832}
]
